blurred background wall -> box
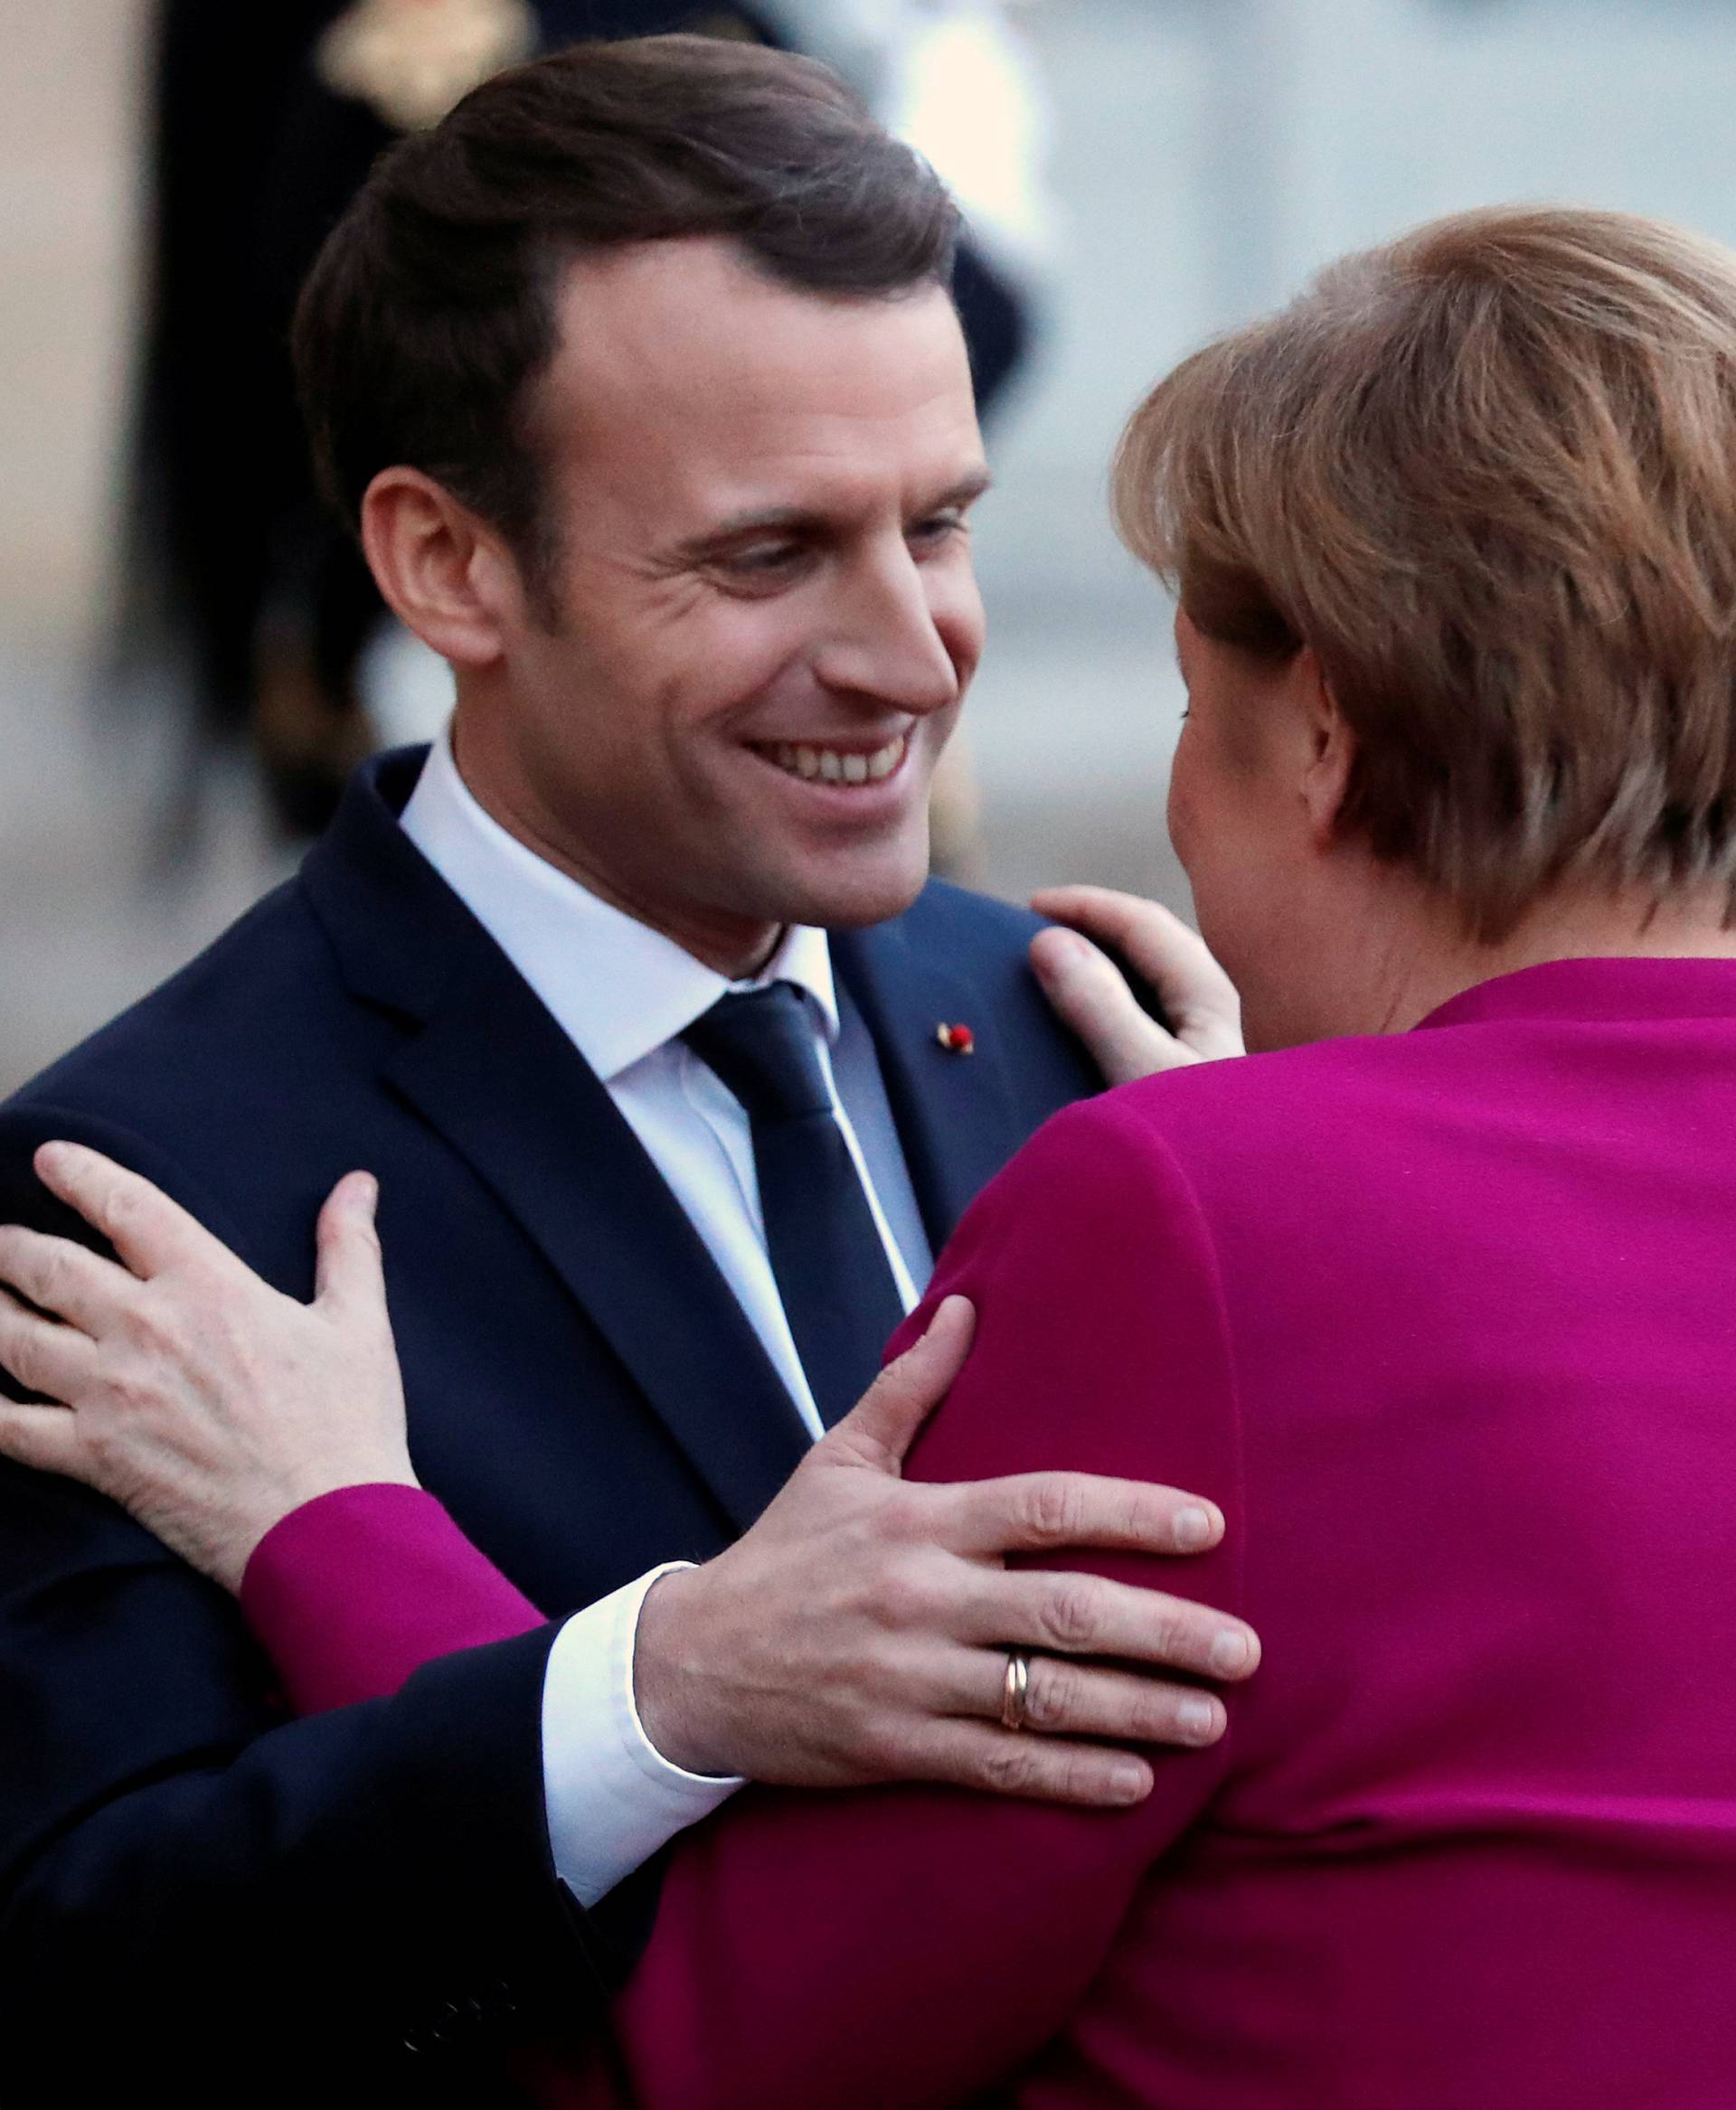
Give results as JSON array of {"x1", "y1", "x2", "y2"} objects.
[{"x1": 7, "y1": 0, "x2": 1736, "y2": 1092}]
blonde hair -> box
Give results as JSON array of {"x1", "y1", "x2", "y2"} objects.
[{"x1": 1115, "y1": 205, "x2": 1736, "y2": 937}]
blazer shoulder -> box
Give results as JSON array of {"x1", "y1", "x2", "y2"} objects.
[
  {"x1": 867, "y1": 879, "x2": 1057, "y2": 1016},
  {"x1": 878, "y1": 879, "x2": 1099, "y2": 1092},
  {"x1": 890, "y1": 877, "x2": 1048, "y2": 958},
  {"x1": 6, "y1": 874, "x2": 340, "y2": 1130},
  {"x1": 1094, "y1": 1030, "x2": 1461, "y2": 1235}
]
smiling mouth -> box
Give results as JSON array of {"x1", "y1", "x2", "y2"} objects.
[{"x1": 755, "y1": 734, "x2": 910, "y2": 787}]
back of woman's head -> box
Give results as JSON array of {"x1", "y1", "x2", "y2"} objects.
[{"x1": 1117, "y1": 206, "x2": 1736, "y2": 938}]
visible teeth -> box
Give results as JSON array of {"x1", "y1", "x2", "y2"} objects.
[{"x1": 765, "y1": 734, "x2": 907, "y2": 786}]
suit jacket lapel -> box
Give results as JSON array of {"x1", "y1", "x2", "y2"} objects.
[
  {"x1": 302, "y1": 753, "x2": 812, "y2": 1536},
  {"x1": 832, "y1": 918, "x2": 1027, "y2": 1255}
]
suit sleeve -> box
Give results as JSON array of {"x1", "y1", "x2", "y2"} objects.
[
  {"x1": 557, "y1": 1092, "x2": 1250, "y2": 2109},
  {"x1": 0, "y1": 1105, "x2": 601, "y2": 2105}
]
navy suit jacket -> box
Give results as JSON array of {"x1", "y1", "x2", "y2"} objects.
[{"x1": 0, "y1": 749, "x2": 1097, "y2": 2104}]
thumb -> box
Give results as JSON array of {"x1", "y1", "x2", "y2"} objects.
[
  {"x1": 826, "y1": 1295, "x2": 976, "y2": 1473},
  {"x1": 1029, "y1": 926, "x2": 1194, "y2": 1086},
  {"x1": 314, "y1": 1172, "x2": 387, "y2": 1317}
]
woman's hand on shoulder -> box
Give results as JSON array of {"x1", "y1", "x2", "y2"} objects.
[
  {"x1": 0, "y1": 1144, "x2": 416, "y2": 1591},
  {"x1": 1030, "y1": 884, "x2": 1245, "y2": 1087}
]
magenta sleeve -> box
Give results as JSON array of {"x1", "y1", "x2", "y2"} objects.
[{"x1": 239, "y1": 1483, "x2": 546, "y2": 1716}]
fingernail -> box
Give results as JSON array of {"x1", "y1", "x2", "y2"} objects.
[
  {"x1": 1179, "y1": 1696, "x2": 1222, "y2": 1744},
  {"x1": 356, "y1": 1173, "x2": 380, "y2": 1211},
  {"x1": 1211, "y1": 1629, "x2": 1251, "y2": 1675},
  {"x1": 1173, "y1": 1504, "x2": 1215, "y2": 1551},
  {"x1": 1107, "y1": 1761, "x2": 1149, "y2": 1804}
]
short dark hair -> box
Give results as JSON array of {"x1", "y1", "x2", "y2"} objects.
[{"x1": 292, "y1": 33, "x2": 960, "y2": 567}]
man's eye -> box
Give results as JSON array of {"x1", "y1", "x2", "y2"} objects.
[
  {"x1": 909, "y1": 513, "x2": 967, "y2": 551},
  {"x1": 722, "y1": 543, "x2": 805, "y2": 575}
]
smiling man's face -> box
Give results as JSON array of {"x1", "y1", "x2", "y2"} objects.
[{"x1": 454, "y1": 237, "x2": 989, "y2": 974}]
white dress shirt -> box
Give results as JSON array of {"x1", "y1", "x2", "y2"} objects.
[{"x1": 400, "y1": 729, "x2": 932, "y2": 1905}]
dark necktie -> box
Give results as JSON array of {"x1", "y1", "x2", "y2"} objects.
[{"x1": 683, "y1": 983, "x2": 907, "y2": 1427}]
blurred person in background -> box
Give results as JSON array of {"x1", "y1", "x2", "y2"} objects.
[
  {"x1": 16, "y1": 203, "x2": 1736, "y2": 2105},
  {"x1": 127, "y1": 0, "x2": 1047, "y2": 862},
  {"x1": 0, "y1": 38, "x2": 1235, "y2": 2104}
]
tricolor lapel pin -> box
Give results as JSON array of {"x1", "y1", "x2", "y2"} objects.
[{"x1": 935, "y1": 1022, "x2": 976, "y2": 1056}]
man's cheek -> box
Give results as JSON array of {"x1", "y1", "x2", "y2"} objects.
[{"x1": 933, "y1": 565, "x2": 986, "y2": 674}]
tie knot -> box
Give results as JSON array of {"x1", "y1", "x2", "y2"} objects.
[{"x1": 682, "y1": 984, "x2": 833, "y2": 1124}]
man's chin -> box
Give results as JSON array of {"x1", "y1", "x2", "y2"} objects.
[{"x1": 747, "y1": 841, "x2": 934, "y2": 934}]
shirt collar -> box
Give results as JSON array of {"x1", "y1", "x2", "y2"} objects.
[{"x1": 399, "y1": 725, "x2": 839, "y2": 1083}]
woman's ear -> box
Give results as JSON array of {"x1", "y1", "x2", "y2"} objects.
[
  {"x1": 1294, "y1": 647, "x2": 1356, "y2": 845},
  {"x1": 358, "y1": 467, "x2": 523, "y2": 670}
]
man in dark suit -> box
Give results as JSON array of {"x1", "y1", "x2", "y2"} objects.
[{"x1": 0, "y1": 37, "x2": 1247, "y2": 2104}]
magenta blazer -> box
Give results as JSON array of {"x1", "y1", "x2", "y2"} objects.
[{"x1": 243, "y1": 958, "x2": 1736, "y2": 2107}]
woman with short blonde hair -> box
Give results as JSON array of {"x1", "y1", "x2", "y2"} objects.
[{"x1": 1121, "y1": 205, "x2": 1736, "y2": 938}]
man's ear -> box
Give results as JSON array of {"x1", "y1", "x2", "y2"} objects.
[
  {"x1": 359, "y1": 467, "x2": 524, "y2": 670},
  {"x1": 1293, "y1": 647, "x2": 1356, "y2": 846}
]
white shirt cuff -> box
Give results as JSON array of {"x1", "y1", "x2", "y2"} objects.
[{"x1": 540, "y1": 1562, "x2": 745, "y2": 1908}]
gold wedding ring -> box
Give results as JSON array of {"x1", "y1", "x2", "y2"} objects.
[{"x1": 1001, "y1": 1649, "x2": 1032, "y2": 1732}]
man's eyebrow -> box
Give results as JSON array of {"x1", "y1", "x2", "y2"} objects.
[
  {"x1": 676, "y1": 470, "x2": 995, "y2": 557},
  {"x1": 682, "y1": 505, "x2": 820, "y2": 552},
  {"x1": 932, "y1": 466, "x2": 995, "y2": 511}
]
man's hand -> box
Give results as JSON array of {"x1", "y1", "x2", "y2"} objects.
[
  {"x1": 0, "y1": 1143, "x2": 415, "y2": 1591},
  {"x1": 1030, "y1": 884, "x2": 1245, "y2": 1086},
  {"x1": 636, "y1": 1296, "x2": 1260, "y2": 1810}
]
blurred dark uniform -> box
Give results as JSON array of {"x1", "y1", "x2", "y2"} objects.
[{"x1": 129, "y1": 0, "x2": 1033, "y2": 840}]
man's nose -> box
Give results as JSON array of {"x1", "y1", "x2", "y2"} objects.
[{"x1": 812, "y1": 546, "x2": 964, "y2": 715}]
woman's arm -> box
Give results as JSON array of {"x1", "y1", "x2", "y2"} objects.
[{"x1": 241, "y1": 1482, "x2": 543, "y2": 1711}]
